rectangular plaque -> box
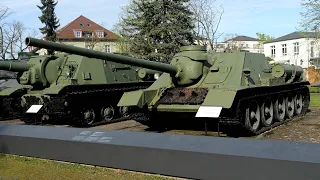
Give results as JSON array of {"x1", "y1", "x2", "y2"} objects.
[
  {"x1": 26, "y1": 105, "x2": 43, "y2": 114},
  {"x1": 195, "y1": 106, "x2": 222, "y2": 118}
]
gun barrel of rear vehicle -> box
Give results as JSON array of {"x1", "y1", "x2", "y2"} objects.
[
  {"x1": 0, "y1": 61, "x2": 31, "y2": 72},
  {"x1": 25, "y1": 37, "x2": 178, "y2": 75}
]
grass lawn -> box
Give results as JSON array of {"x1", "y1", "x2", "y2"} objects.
[
  {"x1": 310, "y1": 93, "x2": 320, "y2": 107},
  {"x1": 0, "y1": 154, "x2": 177, "y2": 180}
]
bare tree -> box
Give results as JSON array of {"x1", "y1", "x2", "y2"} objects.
[
  {"x1": 0, "y1": 7, "x2": 11, "y2": 23},
  {"x1": 0, "y1": 7, "x2": 12, "y2": 60},
  {"x1": 83, "y1": 22, "x2": 109, "y2": 51},
  {"x1": 1, "y1": 21, "x2": 27, "y2": 60},
  {"x1": 111, "y1": 22, "x2": 131, "y2": 54},
  {"x1": 190, "y1": 0, "x2": 224, "y2": 50},
  {"x1": 0, "y1": 7, "x2": 30, "y2": 60},
  {"x1": 83, "y1": 31, "x2": 100, "y2": 50}
]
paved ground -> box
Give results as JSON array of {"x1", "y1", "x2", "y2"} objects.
[
  {"x1": 257, "y1": 107, "x2": 320, "y2": 143},
  {"x1": 91, "y1": 107, "x2": 320, "y2": 142},
  {"x1": 1, "y1": 107, "x2": 320, "y2": 143}
]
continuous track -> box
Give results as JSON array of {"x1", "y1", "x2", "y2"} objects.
[
  {"x1": 20, "y1": 82, "x2": 152, "y2": 127},
  {"x1": 12, "y1": 82, "x2": 311, "y2": 137}
]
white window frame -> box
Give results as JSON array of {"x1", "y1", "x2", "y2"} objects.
[
  {"x1": 282, "y1": 44, "x2": 287, "y2": 56},
  {"x1": 105, "y1": 45, "x2": 111, "y2": 53},
  {"x1": 271, "y1": 45, "x2": 275, "y2": 57},
  {"x1": 97, "y1": 31, "x2": 104, "y2": 38},
  {"x1": 75, "y1": 31, "x2": 82, "y2": 38},
  {"x1": 293, "y1": 42, "x2": 299, "y2": 55}
]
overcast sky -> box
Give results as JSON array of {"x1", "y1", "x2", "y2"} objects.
[{"x1": 2, "y1": 0, "x2": 303, "y2": 42}]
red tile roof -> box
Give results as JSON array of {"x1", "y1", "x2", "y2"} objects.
[{"x1": 56, "y1": 15, "x2": 119, "y2": 40}]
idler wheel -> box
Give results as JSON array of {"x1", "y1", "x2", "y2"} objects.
[
  {"x1": 244, "y1": 100, "x2": 261, "y2": 133},
  {"x1": 260, "y1": 97, "x2": 274, "y2": 127},
  {"x1": 294, "y1": 91, "x2": 303, "y2": 115},
  {"x1": 101, "y1": 105, "x2": 116, "y2": 121},
  {"x1": 285, "y1": 93, "x2": 295, "y2": 119},
  {"x1": 274, "y1": 94, "x2": 285, "y2": 122},
  {"x1": 82, "y1": 109, "x2": 96, "y2": 125}
]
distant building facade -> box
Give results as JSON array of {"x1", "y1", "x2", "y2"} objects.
[
  {"x1": 194, "y1": 35, "x2": 264, "y2": 53},
  {"x1": 263, "y1": 31, "x2": 320, "y2": 69},
  {"x1": 223, "y1": 36, "x2": 264, "y2": 53}
]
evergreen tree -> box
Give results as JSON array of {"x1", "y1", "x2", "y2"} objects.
[
  {"x1": 119, "y1": 0, "x2": 194, "y2": 63},
  {"x1": 37, "y1": 0, "x2": 60, "y2": 54}
]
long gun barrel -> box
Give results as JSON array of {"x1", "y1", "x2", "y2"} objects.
[
  {"x1": 0, "y1": 61, "x2": 31, "y2": 72},
  {"x1": 25, "y1": 37, "x2": 177, "y2": 75}
]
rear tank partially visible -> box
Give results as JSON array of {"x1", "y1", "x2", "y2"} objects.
[
  {"x1": 20, "y1": 38, "x2": 158, "y2": 126},
  {"x1": 0, "y1": 59, "x2": 33, "y2": 120}
]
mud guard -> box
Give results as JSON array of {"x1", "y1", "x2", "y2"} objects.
[
  {"x1": 201, "y1": 89, "x2": 237, "y2": 109},
  {"x1": 0, "y1": 86, "x2": 30, "y2": 96},
  {"x1": 118, "y1": 89, "x2": 159, "y2": 108}
]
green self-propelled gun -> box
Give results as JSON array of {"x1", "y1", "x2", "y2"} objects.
[
  {"x1": 120, "y1": 46, "x2": 310, "y2": 135},
  {"x1": 13, "y1": 37, "x2": 158, "y2": 126},
  {"x1": 26, "y1": 37, "x2": 310, "y2": 134}
]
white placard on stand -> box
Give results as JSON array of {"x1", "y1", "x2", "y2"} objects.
[
  {"x1": 195, "y1": 106, "x2": 222, "y2": 118},
  {"x1": 26, "y1": 105, "x2": 43, "y2": 114}
]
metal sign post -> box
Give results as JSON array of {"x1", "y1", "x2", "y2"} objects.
[
  {"x1": 195, "y1": 106, "x2": 223, "y2": 136},
  {"x1": 26, "y1": 105, "x2": 43, "y2": 124}
]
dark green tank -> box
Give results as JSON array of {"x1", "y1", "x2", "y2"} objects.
[
  {"x1": 0, "y1": 60, "x2": 32, "y2": 120},
  {"x1": 25, "y1": 37, "x2": 310, "y2": 135},
  {"x1": 12, "y1": 37, "x2": 158, "y2": 126},
  {"x1": 0, "y1": 48, "x2": 41, "y2": 121}
]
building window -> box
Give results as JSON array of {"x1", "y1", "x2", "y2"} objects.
[
  {"x1": 282, "y1": 44, "x2": 287, "y2": 56},
  {"x1": 300, "y1": 59, "x2": 303, "y2": 66},
  {"x1": 105, "y1": 45, "x2": 111, "y2": 53},
  {"x1": 311, "y1": 41, "x2": 315, "y2": 58},
  {"x1": 80, "y1": 23, "x2": 84, "y2": 27},
  {"x1": 75, "y1": 31, "x2": 81, "y2": 38},
  {"x1": 97, "y1": 31, "x2": 104, "y2": 38},
  {"x1": 293, "y1": 42, "x2": 299, "y2": 55},
  {"x1": 271, "y1": 45, "x2": 275, "y2": 57},
  {"x1": 87, "y1": 23, "x2": 91, "y2": 27}
]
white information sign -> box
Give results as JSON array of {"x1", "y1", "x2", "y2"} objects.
[
  {"x1": 26, "y1": 105, "x2": 43, "y2": 114},
  {"x1": 195, "y1": 106, "x2": 222, "y2": 118}
]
